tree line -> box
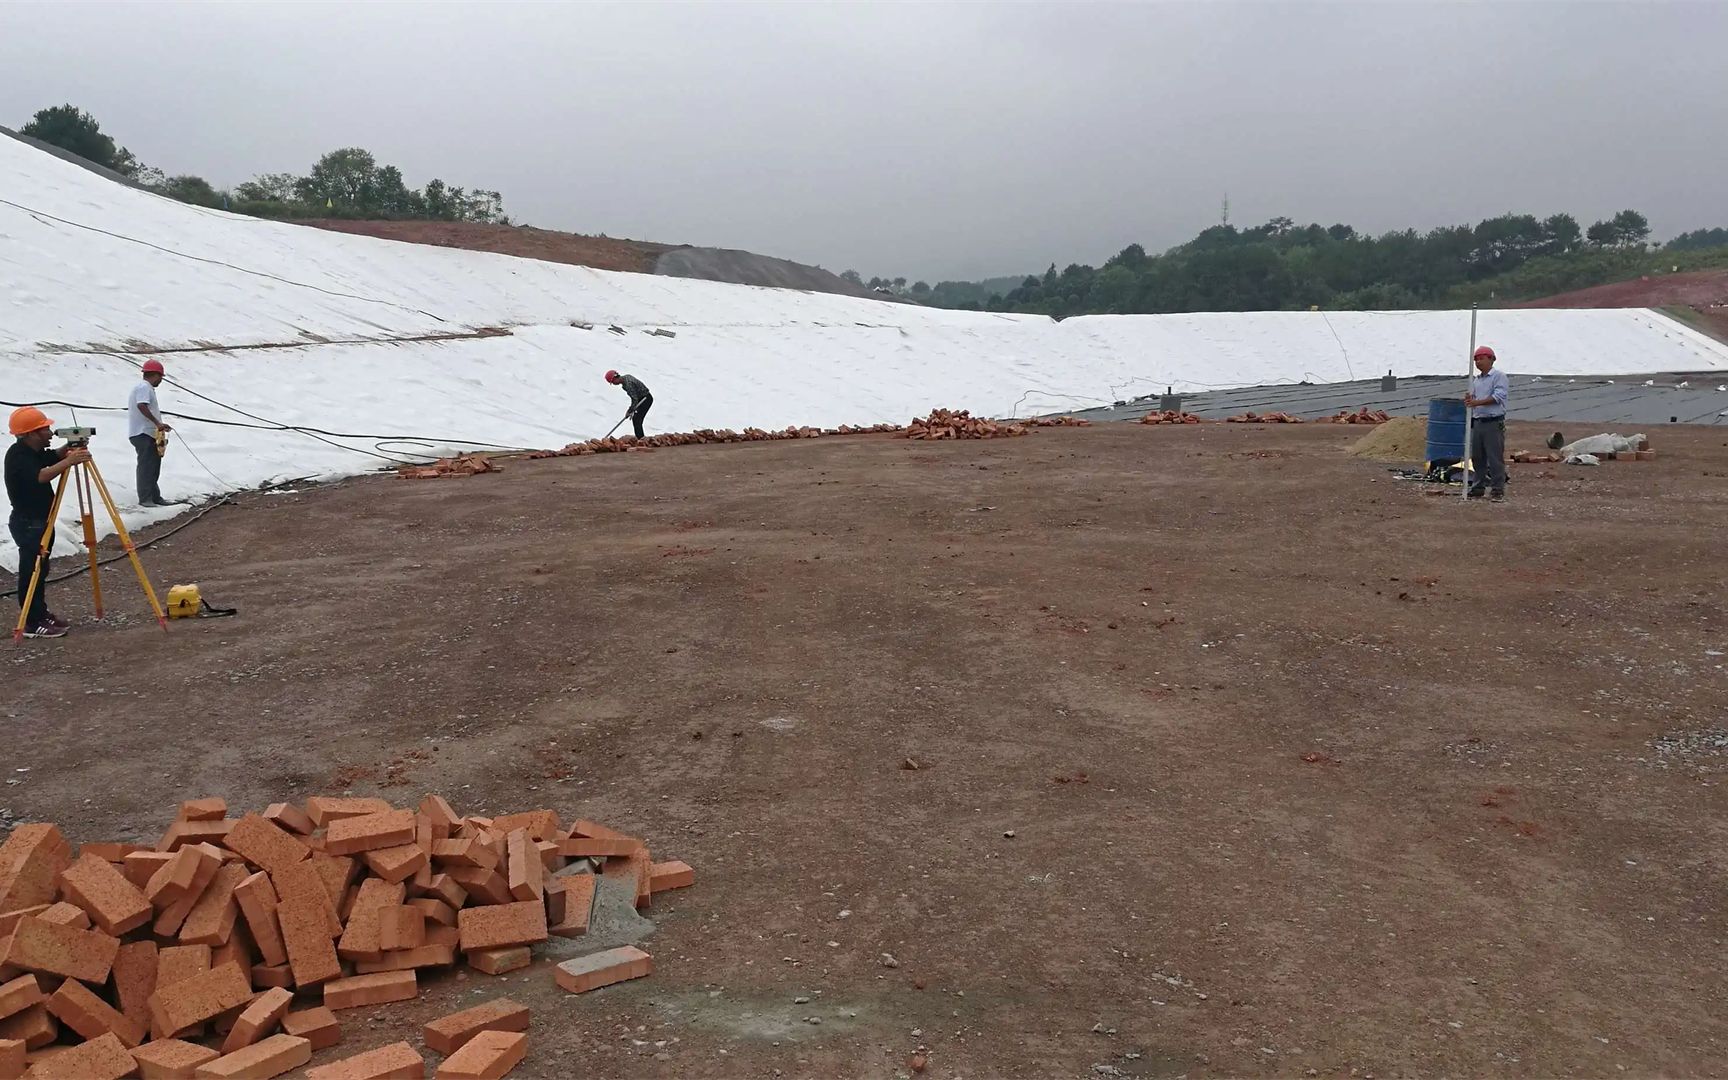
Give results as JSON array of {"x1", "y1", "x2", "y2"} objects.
[{"x1": 17, "y1": 104, "x2": 507, "y2": 224}]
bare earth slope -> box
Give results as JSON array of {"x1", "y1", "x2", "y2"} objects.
[{"x1": 1518, "y1": 268, "x2": 1728, "y2": 342}]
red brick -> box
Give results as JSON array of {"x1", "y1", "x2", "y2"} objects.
[
  {"x1": 250, "y1": 964, "x2": 292, "y2": 989},
  {"x1": 0, "y1": 1003, "x2": 54, "y2": 1049},
  {"x1": 222, "y1": 815, "x2": 310, "y2": 877},
  {"x1": 122, "y1": 851, "x2": 176, "y2": 889},
  {"x1": 322, "y1": 970, "x2": 416, "y2": 1010},
  {"x1": 416, "y1": 874, "x2": 467, "y2": 910},
  {"x1": 147, "y1": 962, "x2": 251, "y2": 1038},
  {"x1": 210, "y1": 924, "x2": 253, "y2": 977},
  {"x1": 378, "y1": 906, "x2": 425, "y2": 952},
  {"x1": 58, "y1": 852, "x2": 152, "y2": 936},
  {"x1": 0, "y1": 824, "x2": 70, "y2": 912},
  {"x1": 648, "y1": 860, "x2": 695, "y2": 893},
  {"x1": 325, "y1": 810, "x2": 415, "y2": 856},
  {"x1": 21, "y1": 1031, "x2": 133, "y2": 1079},
  {"x1": 274, "y1": 862, "x2": 342, "y2": 939},
  {"x1": 108, "y1": 941, "x2": 156, "y2": 1035},
  {"x1": 353, "y1": 945, "x2": 455, "y2": 974},
  {"x1": 503, "y1": 832, "x2": 541, "y2": 904},
  {"x1": 279, "y1": 1005, "x2": 339, "y2": 1051},
  {"x1": 552, "y1": 945, "x2": 653, "y2": 994},
  {"x1": 337, "y1": 879, "x2": 405, "y2": 962},
  {"x1": 303, "y1": 1040, "x2": 423, "y2": 1080},
  {"x1": 430, "y1": 839, "x2": 496, "y2": 871},
  {"x1": 601, "y1": 848, "x2": 652, "y2": 910},
  {"x1": 35, "y1": 901, "x2": 89, "y2": 929},
  {"x1": 305, "y1": 797, "x2": 394, "y2": 829},
  {"x1": 77, "y1": 842, "x2": 144, "y2": 863},
  {"x1": 436, "y1": 1028, "x2": 526, "y2": 1080},
  {"x1": 180, "y1": 862, "x2": 248, "y2": 946},
  {"x1": 155, "y1": 944, "x2": 211, "y2": 991},
  {"x1": 419, "y1": 796, "x2": 461, "y2": 836},
  {"x1": 456, "y1": 901, "x2": 546, "y2": 952},
  {"x1": 149, "y1": 845, "x2": 223, "y2": 934},
  {"x1": 464, "y1": 947, "x2": 529, "y2": 976},
  {"x1": 46, "y1": 976, "x2": 145, "y2": 1047},
  {"x1": 178, "y1": 799, "x2": 227, "y2": 822},
  {"x1": 220, "y1": 986, "x2": 293, "y2": 1054},
  {"x1": 0, "y1": 1037, "x2": 20, "y2": 1080},
  {"x1": 0, "y1": 906, "x2": 48, "y2": 939},
  {"x1": 0, "y1": 915, "x2": 118, "y2": 982},
  {"x1": 407, "y1": 898, "x2": 455, "y2": 927},
  {"x1": 549, "y1": 875, "x2": 594, "y2": 939},
  {"x1": 157, "y1": 819, "x2": 235, "y2": 852},
  {"x1": 0, "y1": 974, "x2": 43, "y2": 1021},
  {"x1": 261, "y1": 804, "x2": 314, "y2": 837},
  {"x1": 490, "y1": 811, "x2": 561, "y2": 841},
  {"x1": 554, "y1": 837, "x2": 642, "y2": 858},
  {"x1": 422, "y1": 997, "x2": 529, "y2": 1055},
  {"x1": 363, "y1": 844, "x2": 427, "y2": 884},
  {"x1": 194, "y1": 1032, "x2": 310, "y2": 1079},
  {"x1": 131, "y1": 1037, "x2": 219, "y2": 1079},
  {"x1": 275, "y1": 885, "x2": 341, "y2": 988},
  {"x1": 232, "y1": 873, "x2": 287, "y2": 968},
  {"x1": 445, "y1": 867, "x2": 510, "y2": 906},
  {"x1": 532, "y1": 841, "x2": 562, "y2": 873}
]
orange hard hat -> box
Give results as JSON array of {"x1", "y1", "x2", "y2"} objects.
[{"x1": 8, "y1": 406, "x2": 52, "y2": 437}]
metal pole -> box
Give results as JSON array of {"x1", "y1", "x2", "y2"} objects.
[{"x1": 1462, "y1": 304, "x2": 1477, "y2": 501}]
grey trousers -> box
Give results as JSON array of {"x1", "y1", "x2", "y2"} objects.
[
  {"x1": 131, "y1": 433, "x2": 162, "y2": 503},
  {"x1": 1470, "y1": 416, "x2": 1506, "y2": 494}
]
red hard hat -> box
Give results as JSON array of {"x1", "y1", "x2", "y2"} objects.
[
  {"x1": 141, "y1": 359, "x2": 165, "y2": 375},
  {"x1": 1473, "y1": 346, "x2": 1496, "y2": 360},
  {"x1": 605, "y1": 370, "x2": 620, "y2": 383}
]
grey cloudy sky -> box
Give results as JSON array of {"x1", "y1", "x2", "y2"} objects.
[{"x1": 3, "y1": 1, "x2": 1724, "y2": 281}]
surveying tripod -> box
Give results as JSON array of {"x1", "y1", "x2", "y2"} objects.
[{"x1": 13, "y1": 450, "x2": 168, "y2": 641}]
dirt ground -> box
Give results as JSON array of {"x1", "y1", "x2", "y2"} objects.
[
  {"x1": 1520, "y1": 267, "x2": 1728, "y2": 343},
  {"x1": 7, "y1": 422, "x2": 1728, "y2": 1078},
  {"x1": 297, "y1": 219, "x2": 673, "y2": 274}
]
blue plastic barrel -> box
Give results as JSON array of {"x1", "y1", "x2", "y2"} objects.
[{"x1": 1425, "y1": 397, "x2": 1466, "y2": 464}]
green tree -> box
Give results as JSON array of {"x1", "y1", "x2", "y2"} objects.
[
  {"x1": 1586, "y1": 219, "x2": 1618, "y2": 248},
  {"x1": 911, "y1": 280, "x2": 930, "y2": 296},
  {"x1": 1610, "y1": 209, "x2": 1650, "y2": 249},
  {"x1": 295, "y1": 147, "x2": 378, "y2": 207},
  {"x1": 158, "y1": 175, "x2": 221, "y2": 207},
  {"x1": 840, "y1": 269, "x2": 863, "y2": 285},
  {"x1": 234, "y1": 172, "x2": 298, "y2": 203},
  {"x1": 20, "y1": 104, "x2": 141, "y2": 176}
]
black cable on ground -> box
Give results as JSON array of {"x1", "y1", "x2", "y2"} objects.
[{"x1": 1, "y1": 495, "x2": 234, "y2": 599}]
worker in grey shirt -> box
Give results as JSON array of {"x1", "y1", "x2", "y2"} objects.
[
  {"x1": 605, "y1": 370, "x2": 653, "y2": 438},
  {"x1": 1465, "y1": 344, "x2": 1509, "y2": 501}
]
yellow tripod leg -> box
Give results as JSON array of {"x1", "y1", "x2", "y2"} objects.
[
  {"x1": 75, "y1": 465, "x2": 105, "y2": 618},
  {"x1": 84, "y1": 460, "x2": 168, "y2": 631},
  {"x1": 13, "y1": 471, "x2": 71, "y2": 643}
]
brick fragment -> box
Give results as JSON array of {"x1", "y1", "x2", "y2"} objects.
[
  {"x1": 232, "y1": 873, "x2": 287, "y2": 968},
  {"x1": 222, "y1": 815, "x2": 310, "y2": 876},
  {"x1": 220, "y1": 986, "x2": 293, "y2": 1054},
  {"x1": 649, "y1": 860, "x2": 695, "y2": 892},
  {"x1": 324, "y1": 810, "x2": 415, "y2": 856},
  {"x1": 131, "y1": 1037, "x2": 219, "y2": 1079},
  {"x1": 378, "y1": 906, "x2": 426, "y2": 952},
  {"x1": 0, "y1": 825, "x2": 70, "y2": 912},
  {"x1": 147, "y1": 962, "x2": 251, "y2": 1038},
  {"x1": 261, "y1": 804, "x2": 314, "y2": 837},
  {"x1": 0, "y1": 1037, "x2": 21, "y2": 1080},
  {"x1": 46, "y1": 976, "x2": 145, "y2": 1047},
  {"x1": 553, "y1": 945, "x2": 653, "y2": 994},
  {"x1": 194, "y1": 1033, "x2": 310, "y2": 1079},
  {"x1": 444, "y1": 867, "x2": 510, "y2": 906},
  {"x1": 180, "y1": 863, "x2": 248, "y2": 946},
  {"x1": 280, "y1": 1006, "x2": 339, "y2": 1051},
  {"x1": 363, "y1": 844, "x2": 427, "y2": 884},
  {"x1": 77, "y1": 842, "x2": 144, "y2": 863},
  {"x1": 407, "y1": 898, "x2": 455, "y2": 926},
  {"x1": 549, "y1": 875, "x2": 594, "y2": 939},
  {"x1": 0, "y1": 1003, "x2": 53, "y2": 1049},
  {"x1": 35, "y1": 902, "x2": 89, "y2": 929},
  {"x1": 20, "y1": 1031, "x2": 133, "y2": 1079},
  {"x1": 338, "y1": 879, "x2": 406, "y2": 962},
  {"x1": 430, "y1": 839, "x2": 497, "y2": 871},
  {"x1": 353, "y1": 945, "x2": 455, "y2": 973},
  {"x1": 303, "y1": 1040, "x2": 423, "y2": 1080},
  {"x1": 323, "y1": 970, "x2": 417, "y2": 1010},
  {"x1": 490, "y1": 811, "x2": 561, "y2": 841},
  {"x1": 179, "y1": 799, "x2": 227, "y2": 822},
  {"x1": 554, "y1": 837, "x2": 642, "y2": 858},
  {"x1": 157, "y1": 819, "x2": 235, "y2": 852},
  {"x1": 250, "y1": 964, "x2": 292, "y2": 989},
  {"x1": 436, "y1": 1028, "x2": 526, "y2": 1080},
  {"x1": 305, "y1": 797, "x2": 394, "y2": 828},
  {"x1": 123, "y1": 852, "x2": 176, "y2": 889},
  {"x1": 0, "y1": 916, "x2": 119, "y2": 982},
  {"x1": 58, "y1": 852, "x2": 153, "y2": 935},
  {"x1": 423, "y1": 997, "x2": 529, "y2": 1055},
  {"x1": 503, "y1": 832, "x2": 541, "y2": 903},
  {"x1": 464, "y1": 947, "x2": 529, "y2": 976},
  {"x1": 456, "y1": 901, "x2": 547, "y2": 952},
  {"x1": 0, "y1": 975, "x2": 44, "y2": 1021}
]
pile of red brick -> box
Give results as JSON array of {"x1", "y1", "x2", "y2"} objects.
[
  {"x1": 905, "y1": 409, "x2": 1027, "y2": 440},
  {"x1": 396, "y1": 455, "x2": 502, "y2": 481},
  {"x1": 1225, "y1": 411, "x2": 1305, "y2": 424},
  {"x1": 0, "y1": 797, "x2": 690, "y2": 1079},
  {"x1": 1022, "y1": 416, "x2": 1091, "y2": 428},
  {"x1": 530, "y1": 423, "x2": 906, "y2": 459},
  {"x1": 1314, "y1": 407, "x2": 1391, "y2": 425},
  {"x1": 1139, "y1": 410, "x2": 1207, "y2": 425}
]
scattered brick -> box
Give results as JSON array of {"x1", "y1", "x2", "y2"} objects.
[
  {"x1": 436, "y1": 1028, "x2": 526, "y2": 1079},
  {"x1": 649, "y1": 860, "x2": 695, "y2": 893},
  {"x1": 303, "y1": 855, "x2": 357, "y2": 929},
  {"x1": 337, "y1": 879, "x2": 406, "y2": 962},
  {"x1": 147, "y1": 962, "x2": 252, "y2": 1038},
  {"x1": 362, "y1": 844, "x2": 427, "y2": 884},
  {"x1": 232, "y1": 873, "x2": 287, "y2": 968},
  {"x1": 0, "y1": 824, "x2": 70, "y2": 911},
  {"x1": 304, "y1": 798, "x2": 394, "y2": 829},
  {"x1": 123, "y1": 852, "x2": 177, "y2": 889},
  {"x1": 109, "y1": 941, "x2": 158, "y2": 1034},
  {"x1": 58, "y1": 851, "x2": 153, "y2": 935},
  {"x1": 20, "y1": 1031, "x2": 134, "y2": 1080},
  {"x1": 303, "y1": 1040, "x2": 424, "y2": 1080},
  {"x1": 0, "y1": 1003, "x2": 54, "y2": 1049},
  {"x1": 250, "y1": 964, "x2": 292, "y2": 989},
  {"x1": 0, "y1": 1037, "x2": 20, "y2": 1080},
  {"x1": 601, "y1": 848, "x2": 652, "y2": 910},
  {"x1": 323, "y1": 970, "x2": 417, "y2": 1010},
  {"x1": 157, "y1": 819, "x2": 235, "y2": 852},
  {"x1": 465, "y1": 947, "x2": 530, "y2": 976},
  {"x1": 78, "y1": 842, "x2": 144, "y2": 863},
  {"x1": 35, "y1": 901, "x2": 89, "y2": 929},
  {"x1": 417, "y1": 874, "x2": 467, "y2": 910},
  {"x1": 0, "y1": 915, "x2": 120, "y2": 982},
  {"x1": 430, "y1": 839, "x2": 497, "y2": 871},
  {"x1": 504, "y1": 831, "x2": 542, "y2": 903},
  {"x1": 46, "y1": 976, "x2": 146, "y2": 1047},
  {"x1": 261, "y1": 804, "x2": 314, "y2": 837},
  {"x1": 222, "y1": 815, "x2": 309, "y2": 877},
  {"x1": 490, "y1": 811, "x2": 561, "y2": 841},
  {"x1": 378, "y1": 906, "x2": 426, "y2": 952},
  {"x1": 553, "y1": 945, "x2": 653, "y2": 994},
  {"x1": 179, "y1": 863, "x2": 248, "y2": 947},
  {"x1": 423, "y1": 997, "x2": 530, "y2": 1055},
  {"x1": 131, "y1": 1037, "x2": 220, "y2": 1079},
  {"x1": 0, "y1": 975, "x2": 44, "y2": 1021},
  {"x1": 554, "y1": 837, "x2": 641, "y2": 858},
  {"x1": 0, "y1": 906, "x2": 49, "y2": 939},
  {"x1": 456, "y1": 901, "x2": 546, "y2": 952},
  {"x1": 276, "y1": 884, "x2": 342, "y2": 988},
  {"x1": 194, "y1": 1032, "x2": 310, "y2": 1079},
  {"x1": 419, "y1": 796, "x2": 461, "y2": 835},
  {"x1": 549, "y1": 875, "x2": 594, "y2": 939},
  {"x1": 324, "y1": 811, "x2": 417, "y2": 858},
  {"x1": 179, "y1": 800, "x2": 227, "y2": 823},
  {"x1": 407, "y1": 898, "x2": 455, "y2": 927},
  {"x1": 353, "y1": 944, "x2": 455, "y2": 974},
  {"x1": 424, "y1": 924, "x2": 460, "y2": 949},
  {"x1": 280, "y1": 1006, "x2": 339, "y2": 1051},
  {"x1": 220, "y1": 986, "x2": 293, "y2": 1054},
  {"x1": 209, "y1": 924, "x2": 252, "y2": 977},
  {"x1": 444, "y1": 868, "x2": 511, "y2": 906}
]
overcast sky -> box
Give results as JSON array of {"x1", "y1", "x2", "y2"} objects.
[{"x1": 2, "y1": 1, "x2": 1724, "y2": 281}]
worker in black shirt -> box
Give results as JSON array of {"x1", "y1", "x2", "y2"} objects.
[
  {"x1": 5, "y1": 407, "x2": 89, "y2": 638},
  {"x1": 605, "y1": 370, "x2": 653, "y2": 438}
]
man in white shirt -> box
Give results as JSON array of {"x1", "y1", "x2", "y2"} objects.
[
  {"x1": 127, "y1": 358, "x2": 174, "y2": 506},
  {"x1": 1464, "y1": 345, "x2": 1510, "y2": 502}
]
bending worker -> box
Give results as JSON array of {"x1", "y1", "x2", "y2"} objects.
[
  {"x1": 605, "y1": 369, "x2": 654, "y2": 438},
  {"x1": 1464, "y1": 344, "x2": 1509, "y2": 502},
  {"x1": 128, "y1": 358, "x2": 174, "y2": 507},
  {"x1": 5, "y1": 407, "x2": 89, "y2": 639}
]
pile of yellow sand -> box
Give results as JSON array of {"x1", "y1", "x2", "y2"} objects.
[{"x1": 1347, "y1": 416, "x2": 1429, "y2": 461}]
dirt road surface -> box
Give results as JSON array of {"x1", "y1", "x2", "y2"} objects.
[{"x1": 7, "y1": 423, "x2": 1727, "y2": 1077}]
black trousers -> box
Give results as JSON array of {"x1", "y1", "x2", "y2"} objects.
[
  {"x1": 8, "y1": 517, "x2": 49, "y2": 625},
  {"x1": 1470, "y1": 416, "x2": 1506, "y2": 494},
  {"x1": 131, "y1": 433, "x2": 163, "y2": 503},
  {"x1": 631, "y1": 395, "x2": 653, "y2": 439}
]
